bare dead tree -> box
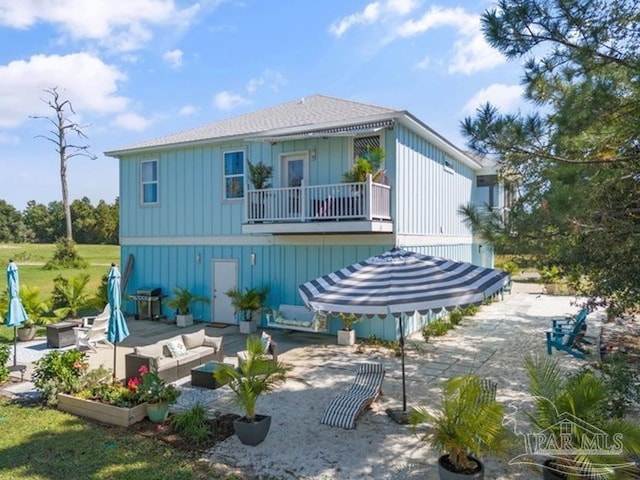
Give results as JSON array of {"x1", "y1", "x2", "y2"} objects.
[{"x1": 31, "y1": 87, "x2": 97, "y2": 241}]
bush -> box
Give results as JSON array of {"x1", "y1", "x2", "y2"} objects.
[
  {"x1": 172, "y1": 404, "x2": 210, "y2": 444},
  {"x1": 422, "y1": 319, "x2": 453, "y2": 341},
  {"x1": 44, "y1": 237, "x2": 89, "y2": 270},
  {"x1": 0, "y1": 344, "x2": 10, "y2": 384},
  {"x1": 459, "y1": 304, "x2": 479, "y2": 317},
  {"x1": 32, "y1": 349, "x2": 88, "y2": 406},
  {"x1": 449, "y1": 309, "x2": 463, "y2": 326}
]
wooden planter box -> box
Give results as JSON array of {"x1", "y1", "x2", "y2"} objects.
[{"x1": 57, "y1": 394, "x2": 147, "y2": 427}]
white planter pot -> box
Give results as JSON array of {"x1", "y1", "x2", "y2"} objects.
[
  {"x1": 176, "y1": 313, "x2": 194, "y2": 328},
  {"x1": 239, "y1": 319, "x2": 257, "y2": 334},
  {"x1": 337, "y1": 329, "x2": 356, "y2": 346}
]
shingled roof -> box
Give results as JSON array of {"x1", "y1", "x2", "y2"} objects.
[{"x1": 106, "y1": 95, "x2": 403, "y2": 155}]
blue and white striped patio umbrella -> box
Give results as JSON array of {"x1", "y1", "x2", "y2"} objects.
[
  {"x1": 298, "y1": 247, "x2": 510, "y2": 415},
  {"x1": 299, "y1": 248, "x2": 510, "y2": 317},
  {"x1": 107, "y1": 263, "x2": 129, "y2": 380}
]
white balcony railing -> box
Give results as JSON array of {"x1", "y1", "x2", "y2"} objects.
[{"x1": 245, "y1": 175, "x2": 391, "y2": 224}]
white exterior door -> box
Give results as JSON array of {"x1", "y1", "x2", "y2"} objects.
[{"x1": 211, "y1": 259, "x2": 237, "y2": 324}]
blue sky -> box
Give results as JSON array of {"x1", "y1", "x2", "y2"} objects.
[{"x1": 0, "y1": 0, "x2": 526, "y2": 211}]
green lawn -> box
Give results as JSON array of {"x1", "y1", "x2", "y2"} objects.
[
  {"x1": 0, "y1": 400, "x2": 238, "y2": 480},
  {"x1": 0, "y1": 243, "x2": 120, "y2": 294}
]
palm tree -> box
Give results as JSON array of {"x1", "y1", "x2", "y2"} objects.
[
  {"x1": 524, "y1": 355, "x2": 640, "y2": 479},
  {"x1": 214, "y1": 335, "x2": 291, "y2": 422},
  {"x1": 52, "y1": 273, "x2": 91, "y2": 319}
]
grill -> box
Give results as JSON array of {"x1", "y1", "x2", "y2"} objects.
[{"x1": 133, "y1": 287, "x2": 162, "y2": 320}]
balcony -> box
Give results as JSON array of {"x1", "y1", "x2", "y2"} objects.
[{"x1": 242, "y1": 177, "x2": 393, "y2": 235}]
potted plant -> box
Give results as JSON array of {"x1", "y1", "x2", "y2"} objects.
[
  {"x1": 133, "y1": 365, "x2": 181, "y2": 423},
  {"x1": 166, "y1": 286, "x2": 210, "y2": 327},
  {"x1": 213, "y1": 335, "x2": 291, "y2": 445},
  {"x1": 225, "y1": 286, "x2": 269, "y2": 334},
  {"x1": 524, "y1": 355, "x2": 640, "y2": 479},
  {"x1": 410, "y1": 374, "x2": 512, "y2": 479},
  {"x1": 336, "y1": 313, "x2": 360, "y2": 346},
  {"x1": 0, "y1": 285, "x2": 52, "y2": 341},
  {"x1": 247, "y1": 159, "x2": 274, "y2": 222}
]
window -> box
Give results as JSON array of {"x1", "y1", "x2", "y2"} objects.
[
  {"x1": 353, "y1": 135, "x2": 380, "y2": 160},
  {"x1": 141, "y1": 160, "x2": 158, "y2": 205},
  {"x1": 223, "y1": 150, "x2": 245, "y2": 199},
  {"x1": 443, "y1": 156, "x2": 454, "y2": 174}
]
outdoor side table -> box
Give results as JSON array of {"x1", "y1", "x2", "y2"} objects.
[
  {"x1": 46, "y1": 320, "x2": 83, "y2": 348},
  {"x1": 190, "y1": 362, "x2": 229, "y2": 389}
]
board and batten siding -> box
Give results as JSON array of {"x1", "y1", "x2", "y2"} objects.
[{"x1": 393, "y1": 125, "x2": 475, "y2": 240}]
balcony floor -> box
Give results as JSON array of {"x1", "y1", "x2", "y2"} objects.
[{"x1": 242, "y1": 219, "x2": 393, "y2": 235}]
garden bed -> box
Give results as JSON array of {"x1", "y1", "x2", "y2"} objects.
[{"x1": 57, "y1": 393, "x2": 147, "y2": 427}]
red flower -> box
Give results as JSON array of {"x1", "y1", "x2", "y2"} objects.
[
  {"x1": 138, "y1": 365, "x2": 149, "y2": 375},
  {"x1": 127, "y1": 377, "x2": 141, "y2": 392}
]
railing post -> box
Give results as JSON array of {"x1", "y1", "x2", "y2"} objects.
[
  {"x1": 300, "y1": 180, "x2": 306, "y2": 222},
  {"x1": 366, "y1": 174, "x2": 373, "y2": 220},
  {"x1": 244, "y1": 190, "x2": 249, "y2": 222}
]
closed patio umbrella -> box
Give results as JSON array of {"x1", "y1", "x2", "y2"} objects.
[
  {"x1": 107, "y1": 263, "x2": 129, "y2": 381},
  {"x1": 298, "y1": 248, "x2": 510, "y2": 419},
  {"x1": 6, "y1": 260, "x2": 28, "y2": 374}
]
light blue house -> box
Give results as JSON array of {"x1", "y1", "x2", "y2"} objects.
[{"x1": 105, "y1": 95, "x2": 503, "y2": 340}]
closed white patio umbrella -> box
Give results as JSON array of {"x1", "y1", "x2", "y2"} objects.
[{"x1": 298, "y1": 248, "x2": 510, "y2": 419}]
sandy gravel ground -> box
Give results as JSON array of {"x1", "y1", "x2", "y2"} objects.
[{"x1": 199, "y1": 288, "x2": 599, "y2": 480}]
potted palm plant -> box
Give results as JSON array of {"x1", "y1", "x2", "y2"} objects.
[
  {"x1": 524, "y1": 355, "x2": 640, "y2": 479},
  {"x1": 410, "y1": 374, "x2": 512, "y2": 479},
  {"x1": 225, "y1": 286, "x2": 269, "y2": 334},
  {"x1": 166, "y1": 286, "x2": 210, "y2": 327},
  {"x1": 247, "y1": 159, "x2": 274, "y2": 222},
  {"x1": 336, "y1": 313, "x2": 360, "y2": 346},
  {"x1": 0, "y1": 285, "x2": 52, "y2": 341},
  {"x1": 214, "y1": 335, "x2": 291, "y2": 445}
]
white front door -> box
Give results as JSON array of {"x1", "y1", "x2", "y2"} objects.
[{"x1": 211, "y1": 259, "x2": 237, "y2": 324}]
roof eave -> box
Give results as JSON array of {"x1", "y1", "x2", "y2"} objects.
[{"x1": 398, "y1": 113, "x2": 482, "y2": 170}]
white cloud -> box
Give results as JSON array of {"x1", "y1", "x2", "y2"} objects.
[
  {"x1": 0, "y1": 53, "x2": 128, "y2": 128},
  {"x1": 0, "y1": 0, "x2": 200, "y2": 52},
  {"x1": 163, "y1": 49, "x2": 183, "y2": 69},
  {"x1": 246, "y1": 69, "x2": 287, "y2": 94},
  {"x1": 213, "y1": 91, "x2": 250, "y2": 111},
  {"x1": 111, "y1": 112, "x2": 151, "y2": 131},
  {"x1": 462, "y1": 84, "x2": 524, "y2": 115},
  {"x1": 329, "y1": 0, "x2": 417, "y2": 37},
  {"x1": 178, "y1": 105, "x2": 197, "y2": 116},
  {"x1": 395, "y1": 6, "x2": 505, "y2": 75}
]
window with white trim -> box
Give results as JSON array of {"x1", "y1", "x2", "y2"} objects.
[
  {"x1": 141, "y1": 159, "x2": 159, "y2": 205},
  {"x1": 223, "y1": 150, "x2": 245, "y2": 199},
  {"x1": 443, "y1": 156, "x2": 454, "y2": 174}
]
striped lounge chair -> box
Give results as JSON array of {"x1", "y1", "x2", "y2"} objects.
[{"x1": 320, "y1": 362, "x2": 385, "y2": 429}]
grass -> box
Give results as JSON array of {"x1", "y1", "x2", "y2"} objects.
[
  {"x1": 0, "y1": 243, "x2": 120, "y2": 294},
  {"x1": 0, "y1": 399, "x2": 236, "y2": 480}
]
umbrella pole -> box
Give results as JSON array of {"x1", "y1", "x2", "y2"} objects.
[
  {"x1": 113, "y1": 343, "x2": 118, "y2": 382},
  {"x1": 400, "y1": 315, "x2": 407, "y2": 411},
  {"x1": 386, "y1": 315, "x2": 410, "y2": 424},
  {"x1": 12, "y1": 326, "x2": 17, "y2": 367}
]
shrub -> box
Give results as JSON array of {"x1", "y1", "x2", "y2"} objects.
[
  {"x1": 51, "y1": 273, "x2": 92, "y2": 319},
  {"x1": 460, "y1": 304, "x2": 479, "y2": 317},
  {"x1": 44, "y1": 237, "x2": 89, "y2": 270},
  {"x1": 596, "y1": 353, "x2": 640, "y2": 418},
  {"x1": 422, "y1": 319, "x2": 453, "y2": 340},
  {"x1": 172, "y1": 404, "x2": 210, "y2": 444},
  {"x1": 502, "y1": 260, "x2": 520, "y2": 276},
  {"x1": 0, "y1": 344, "x2": 10, "y2": 384},
  {"x1": 449, "y1": 309, "x2": 463, "y2": 326},
  {"x1": 32, "y1": 349, "x2": 88, "y2": 406}
]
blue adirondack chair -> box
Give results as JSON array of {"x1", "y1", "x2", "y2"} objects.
[
  {"x1": 546, "y1": 314, "x2": 589, "y2": 359},
  {"x1": 550, "y1": 307, "x2": 593, "y2": 345}
]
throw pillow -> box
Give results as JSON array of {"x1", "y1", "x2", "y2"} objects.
[
  {"x1": 181, "y1": 330, "x2": 205, "y2": 349},
  {"x1": 166, "y1": 339, "x2": 188, "y2": 358},
  {"x1": 260, "y1": 331, "x2": 271, "y2": 352}
]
